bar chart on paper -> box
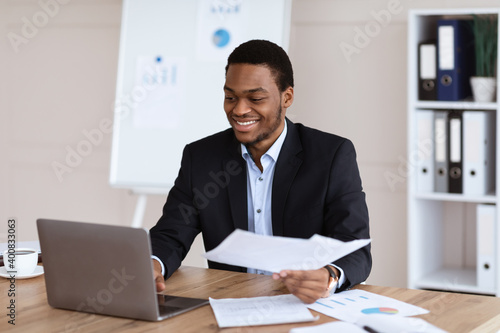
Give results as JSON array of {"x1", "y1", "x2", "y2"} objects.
[{"x1": 308, "y1": 290, "x2": 428, "y2": 323}]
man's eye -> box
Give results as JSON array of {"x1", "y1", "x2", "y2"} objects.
[
  {"x1": 251, "y1": 98, "x2": 263, "y2": 102},
  {"x1": 225, "y1": 96, "x2": 234, "y2": 101}
]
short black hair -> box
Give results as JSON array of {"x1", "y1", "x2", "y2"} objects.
[{"x1": 225, "y1": 39, "x2": 294, "y2": 92}]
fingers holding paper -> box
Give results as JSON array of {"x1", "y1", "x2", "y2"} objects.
[{"x1": 272, "y1": 268, "x2": 330, "y2": 304}]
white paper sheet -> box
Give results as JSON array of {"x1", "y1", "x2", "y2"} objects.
[
  {"x1": 202, "y1": 229, "x2": 371, "y2": 272},
  {"x1": 290, "y1": 321, "x2": 367, "y2": 333},
  {"x1": 289, "y1": 316, "x2": 448, "y2": 333},
  {"x1": 356, "y1": 314, "x2": 449, "y2": 333},
  {"x1": 209, "y1": 294, "x2": 317, "y2": 328},
  {"x1": 308, "y1": 290, "x2": 429, "y2": 323}
]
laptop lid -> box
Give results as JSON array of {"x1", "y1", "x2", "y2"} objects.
[{"x1": 36, "y1": 218, "x2": 208, "y2": 321}]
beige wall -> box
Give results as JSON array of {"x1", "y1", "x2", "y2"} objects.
[
  {"x1": 2, "y1": 0, "x2": 499, "y2": 288},
  {"x1": 2, "y1": 1, "x2": 132, "y2": 230}
]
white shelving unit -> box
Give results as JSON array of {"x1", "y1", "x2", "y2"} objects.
[{"x1": 407, "y1": 8, "x2": 500, "y2": 296}]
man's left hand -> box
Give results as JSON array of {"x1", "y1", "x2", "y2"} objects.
[{"x1": 272, "y1": 267, "x2": 331, "y2": 304}]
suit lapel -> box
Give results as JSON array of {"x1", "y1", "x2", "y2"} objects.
[
  {"x1": 225, "y1": 136, "x2": 248, "y2": 231},
  {"x1": 272, "y1": 119, "x2": 303, "y2": 236}
]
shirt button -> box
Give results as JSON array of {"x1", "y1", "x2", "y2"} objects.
[
  {"x1": 256, "y1": 209, "x2": 262, "y2": 213},
  {"x1": 258, "y1": 177, "x2": 263, "y2": 181}
]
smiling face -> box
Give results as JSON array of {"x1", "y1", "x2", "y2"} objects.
[{"x1": 224, "y1": 63, "x2": 293, "y2": 155}]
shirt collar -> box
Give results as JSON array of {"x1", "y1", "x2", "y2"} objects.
[{"x1": 241, "y1": 120, "x2": 288, "y2": 163}]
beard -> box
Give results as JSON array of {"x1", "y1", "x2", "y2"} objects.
[{"x1": 242, "y1": 102, "x2": 283, "y2": 148}]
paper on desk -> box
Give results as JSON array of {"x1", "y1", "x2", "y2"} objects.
[
  {"x1": 308, "y1": 289, "x2": 429, "y2": 323},
  {"x1": 289, "y1": 315, "x2": 448, "y2": 333},
  {"x1": 203, "y1": 229, "x2": 370, "y2": 272},
  {"x1": 289, "y1": 321, "x2": 367, "y2": 333},
  {"x1": 356, "y1": 314, "x2": 449, "y2": 333},
  {"x1": 209, "y1": 294, "x2": 318, "y2": 328}
]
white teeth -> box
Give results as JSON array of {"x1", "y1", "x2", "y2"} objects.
[{"x1": 236, "y1": 120, "x2": 257, "y2": 126}]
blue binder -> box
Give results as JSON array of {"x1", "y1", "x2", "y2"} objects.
[{"x1": 436, "y1": 19, "x2": 474, "y2": 101}]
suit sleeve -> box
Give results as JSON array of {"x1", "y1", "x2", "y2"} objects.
[
  {"x1": 325, "y1": 139, "x2": 371, "y2": 291},
  {"x1": 149, "y1": 145, "x2": 202, "y2": 279}
]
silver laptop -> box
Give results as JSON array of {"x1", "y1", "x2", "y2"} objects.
[{"x1": 36, "y1": 218, "x2": 208, "y2": 321}]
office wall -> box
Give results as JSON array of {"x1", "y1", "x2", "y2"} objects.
[
  {"x1": 289, "y1": 0, "x2": 500, "y2": 287},
  {"x1": 1, "y1": 1, "x2": 131, "y2": 232},
  {"x1": 2, "y1": 0, "x2": 498, "y2": 288},
  {"x1": 0, "y1": 0, "x2": 203, "y2": 269}
]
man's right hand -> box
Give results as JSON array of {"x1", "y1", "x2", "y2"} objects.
[{"x1": 153, "y1": 259, "x2": 166, "y2": 292}]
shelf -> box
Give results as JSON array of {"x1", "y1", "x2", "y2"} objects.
[
  {"x1": 415, "y1": 268, "x2": 496, "y2": 295},
  {"x1": 413, "y1": 192, "x2": 497, "y2": 203},
  {"x1": 408, "y1": 8, "x2": 500, "y2": 298},
  {"x1": 414, "y1": 101, "x2": 498, "y2": 110}
]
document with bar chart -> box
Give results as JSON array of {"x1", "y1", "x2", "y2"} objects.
[{"x1": 308, "y1": 289, "x2": 429, "y2": 323}]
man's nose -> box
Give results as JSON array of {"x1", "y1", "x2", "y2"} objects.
[{"x1": 232, "y1": 100, "x2": 251, "y2": 116}]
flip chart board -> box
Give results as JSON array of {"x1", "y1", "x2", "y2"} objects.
[{"x1": 110, "y1": 0, "x2": 291, "y2": 192}]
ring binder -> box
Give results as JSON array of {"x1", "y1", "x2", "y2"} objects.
[
  {"x1": 463, "y1": 111, "x2": 496, "y2": 195},
  {"x1": 436, "y1": 19, "x2": 474, "y2": 101},
  {"x1": 418, "y1": 42, "x2": 437, "y2": 100},
  {"x1": 434, "y1": 111, "x2": 448, "y2": 192},
  {"x1": 448, "y1": 110, "x2": 463, "y2": 193}
]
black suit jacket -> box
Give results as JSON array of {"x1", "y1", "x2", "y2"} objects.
[{"x1": 150, "y1": 119, "x2": 371, "y2": 291}]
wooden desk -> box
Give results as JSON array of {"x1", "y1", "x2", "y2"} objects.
[{"x1": 1, "y1": 266, "x2": 499, "y2": 332}]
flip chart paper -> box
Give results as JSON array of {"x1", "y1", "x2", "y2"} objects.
[{"x1": 132, "y1": 56, "x2": 186, "y2": 129}]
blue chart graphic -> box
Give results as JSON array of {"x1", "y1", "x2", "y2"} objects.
[
  {"x1": 213, "y1": 29, "x2": 230, "y2": 48},
  {"x1": 361, "y1": 307, "x2": 399, "y2": 315}
]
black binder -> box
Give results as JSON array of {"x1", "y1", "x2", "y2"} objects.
[
  {"x1": 418, "y1": 41, "x2": 437, "y2": 100},
  {"x1": 447, "y1": 110, "x2": 463, "y2": 193}
]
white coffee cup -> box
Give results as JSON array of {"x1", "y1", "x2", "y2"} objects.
[{"x1": 3, "y1": 248, "x2": 38, "y2": 276}]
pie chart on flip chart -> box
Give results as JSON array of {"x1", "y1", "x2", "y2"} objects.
[
  {"x1": 361, "y1": 307, "x2": 399, "y2": 315},
  {"x1": 213, "y1": 28, "x2": 231, "y2": 48}
]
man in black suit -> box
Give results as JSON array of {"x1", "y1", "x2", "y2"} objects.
[{"x1": 150, "y1": 40, "x2": 371, "y2": 303}]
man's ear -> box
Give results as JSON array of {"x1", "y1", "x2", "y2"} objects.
[{"x1": 282, "y1": 86, "x2": 294, "y2": 108}]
